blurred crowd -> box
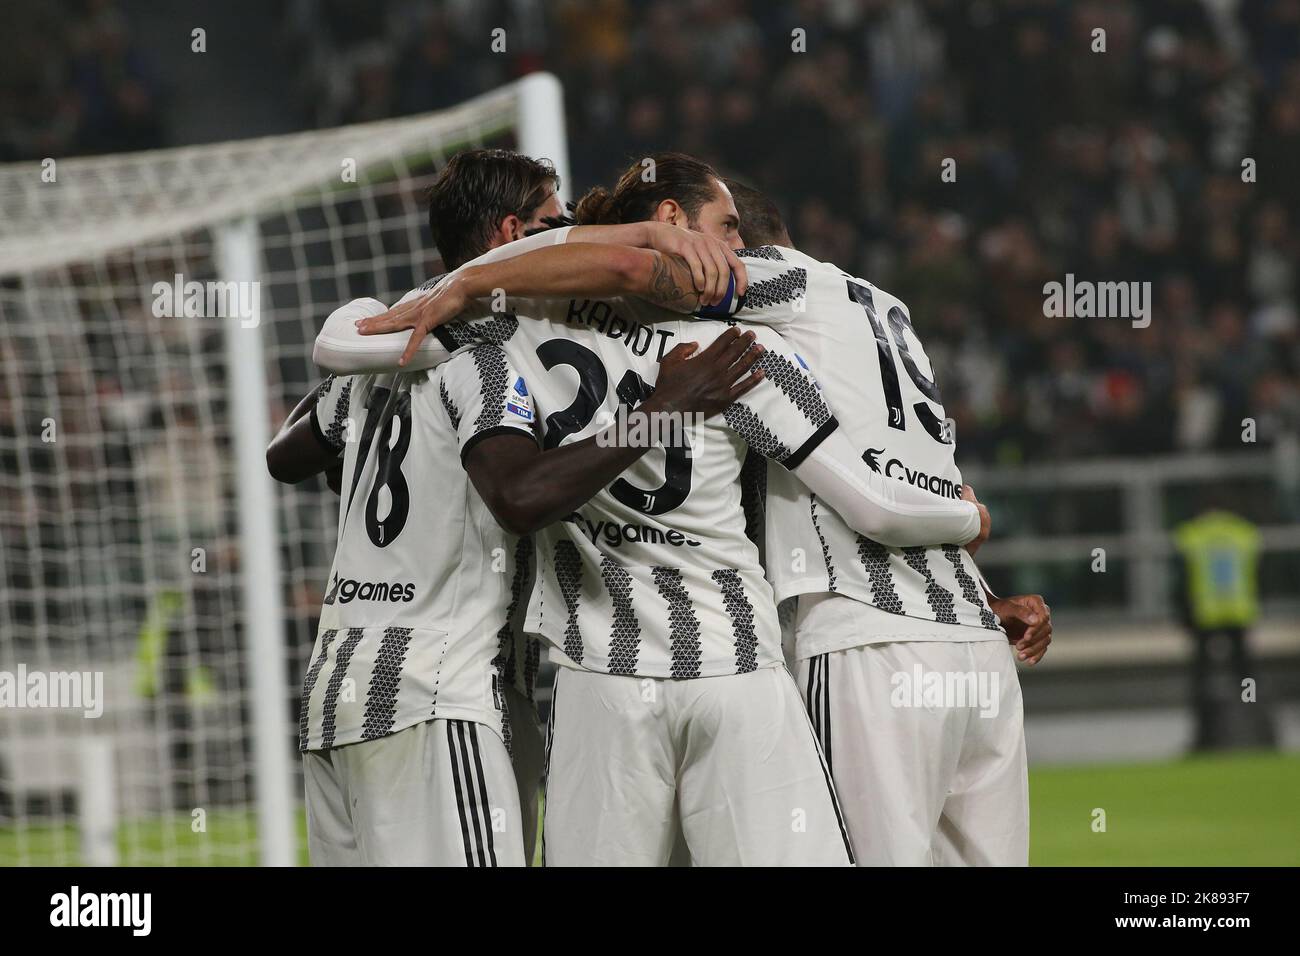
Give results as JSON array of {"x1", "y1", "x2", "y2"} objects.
[
  {"x1": 5, "y1": 0, "x2": 1300, "y2": 466},
  {"x1": 0, "y1": 0, "x2": 164, "y2": 161},
  {"x1": 282, "y1": 0, "x2": 1300, "y2": 466}
]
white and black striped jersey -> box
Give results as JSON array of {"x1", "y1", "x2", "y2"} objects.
[
  {"x1": 713, "y1": 245, "x2": 1005, "y2": 655},
  {"x1": 299, "y1": 342, "x2": 541, "y2": 752},
  {"x1": 312, "y1": 228, "x2": 982, "y2": 678},
  {"x1": 433, "y1": 301, "x2": 830, "y2": 679},
  {"x1": 321, "y1": 283, "x2": 978, "y2": 680}
]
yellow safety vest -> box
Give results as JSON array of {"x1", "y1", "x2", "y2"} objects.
[{"x1": 1173, "y1": 511, "x2": 1261, "y2": 629}]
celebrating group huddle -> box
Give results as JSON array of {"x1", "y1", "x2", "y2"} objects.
[{"x1": 267, "y1": 148, "x2": 1052, "y2": 867}]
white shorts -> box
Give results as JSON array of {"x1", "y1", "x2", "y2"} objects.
[
  {"x1": 795, "y1": 595, "x2": 1029, "y2": 866},
  {"x1": 304, "y1": 718, "x2": 525, "y2": 866},
  {"x1": 542, "y1": 664, "x2": 853, "y2": 867},
  {"x1": 503, "y1": 683, "x2": 544, "y2": 866}
]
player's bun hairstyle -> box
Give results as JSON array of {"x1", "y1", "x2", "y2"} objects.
[
  {"x1": 575, "y1": 152, "x2": 722, "y2": 227},
  {"x1": 572, "y1": 186, "x2": 617, "y2": 226},
  {"x1": 723, "y1": 178, "x2": 792, "y2": 247},
  {"x1": 427, "y1": 148, "x2": 560, "y2": 269}
]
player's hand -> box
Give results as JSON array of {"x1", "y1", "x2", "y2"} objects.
[
  {"x1": 643, "y1": 222, "x2": 747, "y2": 306},
  {"x1": 647, "y1": 327, "x2": 765, "y2": 418},
  {"x1": 960, "y1": 484, "x2": 991, "y2": 555},
  {"x1": 990, "y1": 594, "x2": 1052, "y2": 665},
  {"x1": 354, "y1": 273, "x2": 470, "y2": 366}
]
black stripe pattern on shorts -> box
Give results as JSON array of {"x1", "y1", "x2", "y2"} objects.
[
  {"x1": 448, "y1": 720, "x2": 498, "y2": 867},
  {"x1": 803, "y1": 654, "x2": 854, "y2": 864}
]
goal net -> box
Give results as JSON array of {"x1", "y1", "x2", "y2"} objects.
[{"x1": 0, "y1": 73, "x2": 568, "y2": 866}]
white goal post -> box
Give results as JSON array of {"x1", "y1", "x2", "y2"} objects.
[{"x1": 0, "y1": 73, "x2": 569, "y2": 866}]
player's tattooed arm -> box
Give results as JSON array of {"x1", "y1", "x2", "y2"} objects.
[
  {"x1": 266, "y1": 387, "x2": 340, "y2": 484},
  {"x1": 358, "y1": 242, "x2": 721, "y2": 366},
  {"x1": 465, "y1": 329, "x2": 764, "y2": 535},
  {"x1": 567, "y1": 220, "x2": 746, "y2": 305},
  {"x1": 643, "y1": 251, "x2": 705, "y2": 312}
]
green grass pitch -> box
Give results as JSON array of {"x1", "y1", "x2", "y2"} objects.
[
  {"x1": 3, "y1": 751, "x2": 1296, "y2": 866},
  {"x1": 1028, "y1": 750, "x2": 1299, "y2": 866}
]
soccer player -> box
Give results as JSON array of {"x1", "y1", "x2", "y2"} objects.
[
  {"x1": 322, "y1": 154, "x2": 991, "y2": 865},
  {"x1": 296, "y1": 156, "x2": 748, "y2": 860},
  {"x1": 268, "y1": 150, "x2": 768, "y2": 865},
  {"x1": 267, "y1": 149, "x2": 565, "y2": 864},
  {"x1": 693, "y1": 179, "x2": 1051, "y2": 865}
]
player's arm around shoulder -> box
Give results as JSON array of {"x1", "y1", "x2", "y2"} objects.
[
  {"x1": 444, "y1": 240, "x2": 724, "y2": 317},
  {"x1": 566, "y1": 219, "x2": 748, "y2": 311},
  {"x1": 314, "y1": 294, "x2": 455, "y2": 374},
  {"x1": 351, "y1": 243, "x2": 712, "y2": 367},
  {"x1": 351, "y1": 224, "x2": 748, "y2": 365}
]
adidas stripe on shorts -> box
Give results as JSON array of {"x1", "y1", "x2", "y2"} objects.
[{"x1": 304, "y1": 717, "x2": 525, "y2": 866}]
